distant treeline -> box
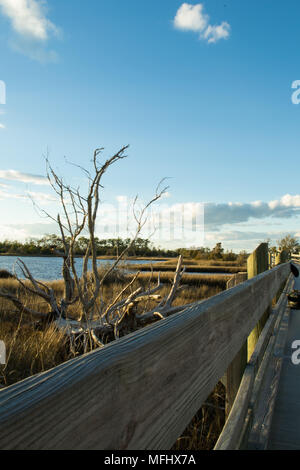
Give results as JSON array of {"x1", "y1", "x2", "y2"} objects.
[
  {"x1": 0, "y1": 235, "x2": 247, "y2": 262},
  {"x1": 177, "y1": 243, "x2": 248, "y2": 264},
  {"x1": 0, "y1": 235, "x2": 177, "y2": 257}
]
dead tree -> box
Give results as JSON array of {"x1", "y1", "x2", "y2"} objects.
[{"x1": 0, "y1": 146, "x2": 188, "y2": 352}]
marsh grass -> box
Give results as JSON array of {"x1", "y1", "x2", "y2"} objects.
[
  {"x1": 172, "y1": 382, "x2": 226, "y2": 450},
  {"x1": 160, "y1": 258, "x2": 245, "y2": 267},
  {"x1": 0, "y1": 270, "x2": 226, "y2": 385},
  {"x1": 129, "y1": 260, "x2": 246, "y2": 274},
  {"x1": 0, "y1": 316, "x2": 68, "y2": 388},
  {"x1": 0, "y1": 266, "x2": 228, "y2": 449}
]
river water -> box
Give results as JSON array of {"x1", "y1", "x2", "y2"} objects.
[
  {"x1": 0, "y1": 256, "x2": 158, "y2": 281},
  {"x1": 0, "y1": 256, "x2": 231, "y2": 281}
]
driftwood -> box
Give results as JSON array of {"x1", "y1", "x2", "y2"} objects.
[
  {"x1": 0, "y1": 262, "x2": 291, "y2": 450},
  {"x1": 0, "y1": 146, "x2": 182, "y2": 353},
  {"x1": 0, "y1": 255, "x2": 187, "y2": 352}
]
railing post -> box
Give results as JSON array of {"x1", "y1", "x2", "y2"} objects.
[
  {"x1": 275, "y1": 249, "x2": 289, "y2": 265},
  {"x1": 223, "y1": 272, "x2": 248, "y2": 418},
  {"x1": 247, "y1": 243, "x2": 269, "y2": 360},
  {"x1": 268, "y1": 251, "x2": 275, "y2": 269}
]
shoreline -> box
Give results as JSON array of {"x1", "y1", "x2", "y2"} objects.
[
  {"x1": 0, "y1": 253, "x2": 170, "y2": 261},
  {"x1": 0, "y1": 253, "x2": 82, "y2": 258}
]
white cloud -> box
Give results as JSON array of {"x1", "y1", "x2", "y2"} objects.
[
  {"x1": 10, "y1": 39, "x2": 59, "y2": 63},
  {"x1": 0, "y1": 169, "x2": 49, "y2": 185},
  {"x1": 206, "y1": 231, "x2": 272, "y2": 242},
  {"x1": 96, "y1": 194, "x2": 300, "y2": 239},
  {"x1": 202, "y1": 22, "x2": 230, "y2": 44},
  {"x1": 26, "y1": 190, "x2": 56, "y2": 202},
  {"x1": 0, "y1": 123, "x2": 5, "y2": 129},
  {"x1": 0, "y1": 188, "x2": 56, "y2": 204},
  {"x1": 174, "y1": 3, "x2": 208, "y2": 33},
  {"x1": 0, "y1": 221, "x2": 57, "y2": 241},
  {"x1": 203, "y1": 229, "x2": 300, "y2": 252},
  {"x1": 161, "y1": 191, "x2": 171, "y2": 199},
  {"x1": 115, "y1": 195, "x2": 128, "y2": 203},
  {"x1": 174, "y1": 3, "x2": 231, "y2": 44},
  {"x1": 0, "y1": 0, "x2": 58, "y2": 41},
  {"x1": 0, "y1": 0, "x2": 60, "y2": 62},
  {"x1": 205, "y1": 194, "x2": 300, "y2": 230}
]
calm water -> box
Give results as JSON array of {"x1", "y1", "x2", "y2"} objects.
[{"x1": 0, "y1": 256, "x2": 160, "y2": 281}]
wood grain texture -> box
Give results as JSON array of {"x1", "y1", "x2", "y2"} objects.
[
  {"x1": 224, "y1": 271, "x2": 248, "y2": 417},
  {"x1": 0, "y1": 263, "x2": 290, "y2": 450},
  {"x1": 246, "y1": 274, "x2": 294, "y2": 449},
  {"x1": 214, "y1": 365, "x2": 255, "y2": 450},
  {"x1": 247, "y1": 243, "x2": 270, "y2": 360},
  {"x1": 214, "y1": 273, "x2": 292, "y2": 450},
  {"x1": 267, "y1": 272, "x2": 300, "y2": 450},
  {"x1": 226, "y1": 272, "x2": 247, "y2": 290}
]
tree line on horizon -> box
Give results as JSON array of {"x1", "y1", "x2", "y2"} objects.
[
  {"x1": 0, "y1": 234, "x2": 297, "y2": 263},
  {"x1": 0, "y1": 235, "x2": 248, "y2": 262}
]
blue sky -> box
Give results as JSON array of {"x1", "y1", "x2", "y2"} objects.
[{"x1": 0, "y1": 0, "x2": 300, "y2": 251}]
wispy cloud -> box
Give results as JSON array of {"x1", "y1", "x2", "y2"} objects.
[
  {"x1": 10, "y1": 40, "x2": 59, "y2": 63},
  {"x1": 0, "y1": 0, "x2": 58, "y2": 40},
  {"x1": 204, "y1": 229, "x2": 300, "y2": 252},
  {"x1": 0, "y1": 0, "x2": 61, "y2": 62},
  {"x1": 96, "y1": 194, "x2": 300, "y2": 236},
  {"x1": 205, "y1": 194, "x2": 300, "y2": 230},
  {"x1": 174, "y1": 3, "x2": 230, "y2": 44},
  {"x1": 0, "y1": 187, "x2": 57, "y2": 208},
  {"x1": 26, "y1": 190, "x2": 56, "y2": 202},
  {"x1": 0, "y1": 123, "x2": 5, "y2": 129},
  {"x1": 205, "y1": 231, "x2": 274, "y2": 242},
  {"x1": 0, "y1": 221, "x2": 57, "y2": 241},
  {"x1": 0, "y1": 169, "x2": 49, "y2": 185},
  {"x1": 202, "y1": 23, "x2": 231, "y2": 44}
]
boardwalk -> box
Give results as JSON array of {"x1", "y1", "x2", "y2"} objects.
[
  {"x1": 0, "y1": 246, "x2": 298, "y2": 450},
  {"x1": 268, "y1": 274, "x2": 300, "y2": 449}
]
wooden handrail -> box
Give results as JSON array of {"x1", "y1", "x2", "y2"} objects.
[
  {"x1": 0, "y1": 263, "x2": 291, "y2": 450},
  {"x1": 214, "y1": 272, "x2": 293, "y2": 450}
]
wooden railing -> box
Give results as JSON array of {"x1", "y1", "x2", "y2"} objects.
[
  {"x1": 215, "y1": 270, "x2": 293, "y2": 449},
  {"x1": 0, "y1": 253, "x2": 291, "y2": 450}
]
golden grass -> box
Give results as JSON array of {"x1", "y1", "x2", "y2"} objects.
[
  {"x1": 128, "y1": 262, "x2": 245, "y2": 274},
  {"x1": 0, "y1": 271, "x2": 226, "y2": 384},
  {"x1": 0, "y1": 269, "x2": 227, "y2": 449},
  {"x1": 172, "y1": 382, "x2": 225, "y2": 450},
  {"x1": 161, "y1": 258, "x2": 245, "y2": 267},
  {"x1": 0, "y1": 314, "x2": 68, "y2": 388}
]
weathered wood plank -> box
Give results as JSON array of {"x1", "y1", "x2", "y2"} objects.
[
  {"x1": 246, "y1": 275, "x2": 293, "y2": 449},
  {"x1": 0, "y1": 263, "x2": 290, "y2": 450},
  {"x1": 247, "y1": 243, "x2": 269, "y2": 359},
  {"x1": 214, "y1": 365, "x2": 255, "y2": 450},
  {"x1": 248, "y1": 274, "x2": 292, "y2": 418},
  {"x1": 224, "y1": 271, "x2": 248, "y2": 417},
  {"x1": 214, "y1": 273, "x2": 292, "y2": 450},
  {"x1": 226, "y1": 272, "x2": 247, "y2": 290},
  {"x1": 261, "y1": 273, "x2": 300, "y2": 450}
]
